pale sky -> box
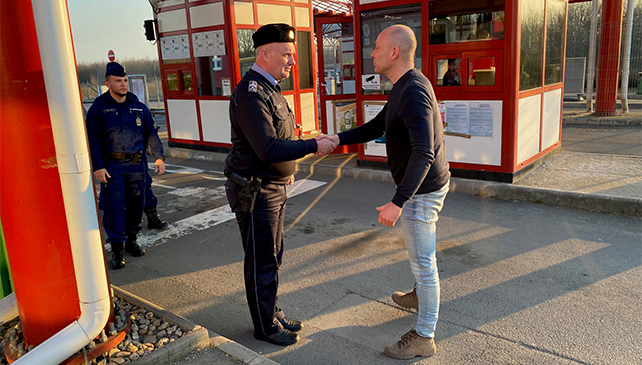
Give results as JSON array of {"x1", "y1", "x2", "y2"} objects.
[{"x1": 67, "y1": 0, "x2": 159, "y2": 64}]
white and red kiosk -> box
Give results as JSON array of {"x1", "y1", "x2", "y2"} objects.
[{"x1": 152, "y1": 0, "x2": 318, "y2": 151}]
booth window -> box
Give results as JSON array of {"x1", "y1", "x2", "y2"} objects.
[
  {"x1": 429, "y1": 0, "x2": 505, "y2": 44},
  {"x1": 322, "y1": 23, "x2": 355, "y2": 95},
  {"x1": 182, "y1": 72, "x2": 193, "y2": 91},
  {"x1": 437, "y1": 58, "x2": 461, "y2": 86},
  {"x1": 519, "y1": 0, "x2": 545, "y2": 91},
  {"x1": 468, "y1": 56, "x2": 495, "y2": 86},
  {"x1": 545, "y1": 0, "x2": 566, "y2": 85},
  {"x1": 297, "y1": 31, "x2": 313, "y2": 90},
  {"x1": 196, "y1": 55, "x2": 231, "y2": 96},
  {"x1": 166, "y1": 73, "x2": 179, "y2": 91},
  {"x1": 360, "y1": 4, "x2": 422, "y2": 95}
]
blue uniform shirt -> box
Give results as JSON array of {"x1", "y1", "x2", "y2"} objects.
[{"x1": 86, "y1": 91, "x2": 164, "y2": 171}]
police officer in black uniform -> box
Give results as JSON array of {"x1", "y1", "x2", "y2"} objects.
[
  {"x1": 225, "y1": 24, "x2": 336, "y2": 346},
  {"x1": 86, "y1": 62, "x2": 165, "y2": 269}
]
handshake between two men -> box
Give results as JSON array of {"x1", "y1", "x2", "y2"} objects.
[{"x1": 314, "y1": 133, "x2": 341, "y2": 156}]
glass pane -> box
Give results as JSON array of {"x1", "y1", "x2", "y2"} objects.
[
  {"x1": 520, "y1": 0, "x2": 545, "y2": 91},
  {"x1": 297, "y1": 31, "x2": 313, "y2": 90},
  {"x1": 468, "y1": 57, "x2": 496, "y2": 86},
  {"x1": 360, "y1": 4, "x2": 423, "y2": 95},
  {"x1": 322, "y1": 23, "x2": 355, "y2": 95},
  {"x1": 166, "y1": 73, "x2": 178, "y2": 91},
  {"x1": 437, "y1": 58, "x2": 461, "y2": 86},
  {"x1": 237, "y1": 29, "x2": 256, "y2": 77},
  {"x1": 182, "y1": 72, "x2": 193, "y2": 91},
  {"x1": 545, "y1": 0, "x2": 566, "y2": 85},
  {"x1": 196, "y1": 55, "x2": 231, "y2": 96},
  {"x1": 429, "y1": 0, "x2": 505, "y2": 44}
]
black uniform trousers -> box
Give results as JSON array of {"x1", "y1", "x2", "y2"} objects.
[{"x1": 226, "y1": 180, "x2": 287, "y2": 337}]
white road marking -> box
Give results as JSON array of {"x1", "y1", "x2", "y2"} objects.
[
  {"x1": 168, "y1": 186, "x2": 208, "y2": 197},
  {"x1": 137, "y1": 178, "x2": 327, "y2": 248}
]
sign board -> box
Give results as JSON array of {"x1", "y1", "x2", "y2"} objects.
[
  {"x1": 128, "y1": 74, "x2": 149, "y2": 106},
  {"x1": 108, "y1": 50, "x2": 115, "y2": 61}
]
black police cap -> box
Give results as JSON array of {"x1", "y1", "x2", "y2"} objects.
[
  {"x1": 252, "y1": 23, "x2": 296, "y2": 49},
  {"x1": 105, "y1": 62, "x2": 127, "y2": 78}
]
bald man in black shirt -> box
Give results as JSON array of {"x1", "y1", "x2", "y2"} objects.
[{"x1": 319, "y1": 24, "x2": 450, "y2": 359}]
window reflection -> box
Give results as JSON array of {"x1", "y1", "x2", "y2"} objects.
[
  {"x1": 166, "y1": 73, "x2": 178, "y2": 91},
  {"x1": 429, "y1": 0, "x2": 505, "y2": 44},
  {"x1": 322, "y1": 23, "x2": 355, "y2": 95},
  {"x1": 520, "y1": 0, "x2": 545, "y2": 91},
  {"x1": 196, "y1": 55, "x2": 230, "y2": 96},
  {"x1": 361, "y1": 4, "x2": 422, "y2": 95},
  {"x1": 237, "y1": 29, "x2": 255, "y2": 78},
  {"x1": 297, "y1": 31, "x2": 313, "y2": 90},
  {"x1": 182, "y1": 72, "x2": 193, "y2": 91},
  {"x1": 545, "y1": 0, "x2": 566, "y2": 85},
  {"x1": 468, "y1": 57, "x2": 495, "y2": 86}
]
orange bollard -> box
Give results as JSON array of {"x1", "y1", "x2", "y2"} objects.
[{"x1": 0, "y1": 0, "x2": 81, "y2": 347}]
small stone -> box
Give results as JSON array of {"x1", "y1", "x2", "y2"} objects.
[
  {"x1": 114, "y1": 351, "x2": 131, "y2": 358},
  {"x1": 152, "y1": 319, "x2": 162, "y2": 327},
  {"x1": 139, "y1": 325, "x2": 148, "y2": 334},
  {"x1": 166, "y1": 325, "x2": 177, "y2": 335},
  {"x1": 137, "y1": 350, "x2": 145, "y2": 356},
  {"x1": 175, "y1": 330, "x2": 183, "y2": 337},
  {"x1": 128, "y1": 353, "x2": 140, "y2": 361},
  {"x1": 131, "y1": 332, "x2": 139, "y2": 341},
  {"x1": 142, "y1": 335, "x2": 157, "y2": 344},
  {"x1": 148, "y1": 324, "x2": 156, "y2": 333},
  {"x1": 169, "y1": 338, "x2": 175, "y2": 343},
  {"x1": 126, "y1": 343, "x2": 138, "y2": 353},
  {"x1": 157, "y1": 321, "x2": 169, "y2": 330},
  {"x1": 130, "y1": 324, "x2": 138, "y2": 332},
  {"x1": 144, "y1": 312, "x2": 154, "y2": 320},
  {"x1": 156, "y1": 338, "x2": 169, "y2": 348},
  {"x1": 108, "y1": 348, "x2": 120, "y2": 357},
  {"x1": 156, "y1": 330, "x2": 167, "y2": 338},
  {"x1": 169, "y1": 335, "x2": 178, "y2": 341},
  {"x1": 111, "y1": 358, "x2": 126, "y2": 365}
]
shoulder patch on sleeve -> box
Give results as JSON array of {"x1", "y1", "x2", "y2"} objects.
[{"x1": 248, "y1": 80, "x2": 258, "y2": 93}]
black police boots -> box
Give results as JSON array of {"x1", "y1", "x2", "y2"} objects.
[
  {"x1": 125, "y1": 234, "x2": 146, "y2": 257},
  {"x1": 111, "y1": 242, "x2": 126, "y2": 270},
  {"x1": 145, "y1": 207, "x2": 169, "y2": 229}
]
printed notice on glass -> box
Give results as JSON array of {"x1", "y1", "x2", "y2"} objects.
[
  {"x1": 363, "y1": 102, "x2": 386, "y2": 157},
  {"x1": 469, "y1": 102, "x2": 493, "y2": 137},
  {"x1": 445, "y1": 102, "x2": 469, "y2": 135},
  {"x1": 221, "y1": 78, "x2": 231, "y2": 96}
]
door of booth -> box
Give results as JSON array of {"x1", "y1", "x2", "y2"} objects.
[{"x1": 315, "y1": 16, "x2": 358, "y2": 153}]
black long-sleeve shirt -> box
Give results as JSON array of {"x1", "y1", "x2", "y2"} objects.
[{"x1": 338, "y1": 68, "x2": 450, "y2": 207}]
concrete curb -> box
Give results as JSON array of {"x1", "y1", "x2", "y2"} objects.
[
  {"x1": 562, "y1": 118, "x2": 641, "y2": 126},
  {"x1": 166, "y1": 148, "x2": 641, "y2": 217},
  {"x1": 113, "y1": 286, "x2": 277, "y2": 365}
]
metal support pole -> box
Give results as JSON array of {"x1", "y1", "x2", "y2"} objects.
[
  {"x1": 585, "y1": 0, "x2": 599, "y2": 112},
  {"x1": 595, "y1": 0, "x2": 624, "y2": 116},
  {"x1": 620, "y1": 0, "x2": 634, "y2": 113}
]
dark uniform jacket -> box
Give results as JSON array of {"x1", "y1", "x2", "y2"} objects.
[
  {"x1": 225, "y1": 69, "x2": 317, "y2": 184},
  {"x1": 338, "y1": 68, "x2": 450, "y2": 208},
  {"x1": 86, "y1": 91, "x2": 164, "y2": 171}
]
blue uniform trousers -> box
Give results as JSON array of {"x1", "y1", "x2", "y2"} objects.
[
  {"x1": 144, "y1": 166, "x2": 157, "y2": 211},
  {"x1": 226, "y1": 180, "x2": 287, "y2": 337},
  {"x1": 99, "y1": 160, "x2": 146, "y2": 244}
]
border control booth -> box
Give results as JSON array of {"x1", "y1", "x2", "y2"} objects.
[
  {"x1": 345, "y1": 0, "x2": 568, "y2": 182},
  {"x1": 153, "y1": 0, "x2": 318, "y2": 151}
]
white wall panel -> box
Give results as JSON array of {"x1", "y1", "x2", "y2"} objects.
[
  {"x1": 517, "y1": 94, "x2": 542, "y2": 164},
  {"x1": 295, "y1": 7, "x2": 310, "y2": 28},
  {"x1": 300, "y1": 92, "x2": 316, "y2": 132},
  {"x1": 190, "y1": 3, "x2": 224, "y2": 28},
  {"x1": 444, "y1": 100, "x2": 503, "y2": 166},
  {"x1": 168, "y1": 99, "x2": 199, "y2": 140},
  {"x1": 157, "y1": 9, "x2": 187, "y2": 33},
  {"x1": 542, "y1": 89, "x2": 562, "y2": 150},
  {"x1": 234, "y1": 2, "x2": 254, "y2": 25},
  {"x1": 199, "y1": 100, "x2": 231, "y2": 144},
  {"x1": 257, "y1": 4, "x2": 292, "y2": 26}
]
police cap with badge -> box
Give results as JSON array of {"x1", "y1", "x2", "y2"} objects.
[
  {"x1": 105, "y1": 62, "x2": 126, "y2": 78},
  {"x1": 252, "y1": 23, "x2": 296, "y2": 48}
]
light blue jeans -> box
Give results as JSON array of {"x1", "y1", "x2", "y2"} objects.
[{"x1": 400, "y1": 182, "x2": 449, "y2": 339}]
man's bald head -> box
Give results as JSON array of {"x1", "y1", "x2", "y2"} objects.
[{"x1": 382, "y1": 25, "x2": 417, "y2": 64}]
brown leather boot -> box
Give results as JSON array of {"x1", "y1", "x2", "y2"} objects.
[
  {"x1": 384, "y1": 329, "x2": 436, "y2": 359},
  {"x1": 391, "y1": 288, "x2": 418, "y2": 310}
]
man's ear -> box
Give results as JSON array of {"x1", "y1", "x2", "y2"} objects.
[{"x1": 391, "y1": 46, "x2": 400, "y2": 61}]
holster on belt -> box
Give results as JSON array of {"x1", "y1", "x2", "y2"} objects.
[
  {"x1": 225, "y1": 170, "x2": 261, "y2": 213},
  {"x1": 107, "y1": 151, "x2": 144, "y2": 164}
]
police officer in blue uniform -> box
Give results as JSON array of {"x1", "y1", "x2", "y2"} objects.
[
  {"x1": 225, "y1": 24, "x2": 336, "y2": 346},
  {"x1": 86, "y1": 62, "x2": 165, "y2": 269}
]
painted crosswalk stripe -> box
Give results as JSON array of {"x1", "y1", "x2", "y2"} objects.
[{"x1": 137, "y1": 179, "x2": 327, "y2": 248}]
